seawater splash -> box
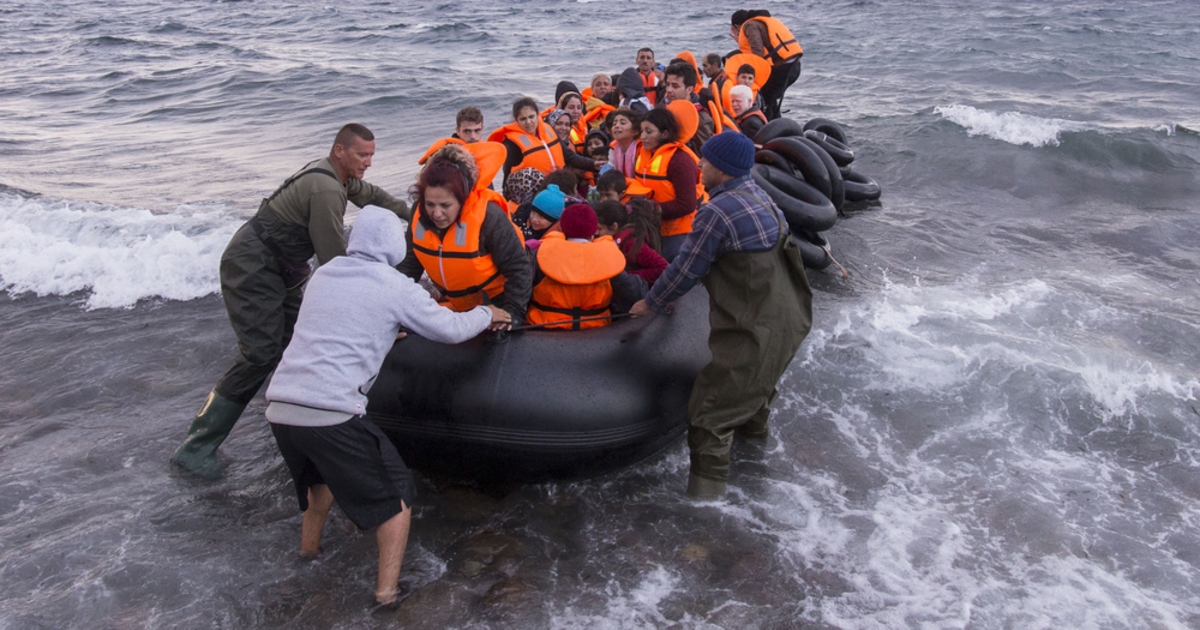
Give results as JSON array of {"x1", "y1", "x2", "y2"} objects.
[
  {"x1": 780, "y1": 276, "x2": 1200, "y2": 628},
  {"x1": 935, "y1": 104, "x2": 1090, "y2": 147},
  {"x1": 0, "y1": 192, "x2": 240, "y2": 309}
]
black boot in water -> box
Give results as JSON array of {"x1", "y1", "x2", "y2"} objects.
[{"x1": 171, "y1": 391, "x2": 246, "y2": 478}]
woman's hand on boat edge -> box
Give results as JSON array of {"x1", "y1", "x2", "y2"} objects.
[{"x1": 486, "y1": 305, "x2": 513, "y2": 331}]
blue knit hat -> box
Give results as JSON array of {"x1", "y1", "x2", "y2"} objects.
[
  {"x1": 532, "y1": 184, "x2": 567, "y2": 220},
  {"x1": 701, "y1": 131, "x2": 755, "y2": 178}
]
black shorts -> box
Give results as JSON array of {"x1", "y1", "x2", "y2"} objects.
[{"x1": 270, "y1": 416, "x2": 416, "y2": 530}]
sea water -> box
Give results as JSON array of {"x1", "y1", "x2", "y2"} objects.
[{"x1": 2, "y1": 0, "x2": 1199, "y2": 628}]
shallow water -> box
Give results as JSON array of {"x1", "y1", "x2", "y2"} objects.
[{"x1": 3, "y1": 0, "x2": 1200, "y2": 628}]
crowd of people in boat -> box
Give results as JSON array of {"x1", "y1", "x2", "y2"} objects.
[
  {"x1": 172, "y1": 9, "x2": 809, "y2": 609},
  {"x1": 404, "y1": 9, "x2": 804, "y2": 331}
]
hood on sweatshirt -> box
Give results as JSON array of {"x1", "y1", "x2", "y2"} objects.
[
  {"x1": 616, "y1": 67, "x2": 645, "y2": 100},
  {"x1": 348, "y1": 205, "x2": 407, "y2": 267},
  {"x1": 555, "y1": 80, "x2": 581, "y2": 105}
]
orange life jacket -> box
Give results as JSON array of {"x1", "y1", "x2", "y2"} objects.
[
  {"x1": 411, "y1": 142, "x2": 519, "y2": 311},
  {"x1": 725, "y1": 53, "x2": 771, "y2": 94},
  {"x1": 527, "y1": 232, "x2": 627, "y2": 330},
  {"x1": 710, "y1": 73, "x2": 738, "y2": 124},
  {"x1": 640, "y1": 70, "x2": 659, "y2": 106},
  {"x1": 736, "y1": 109, "x2": 769, "y2": 132},
  {"x1": 418, "y1": 137, "x2": 466, "y2": 165},
  {"x1": 632, "y1": 143, "x2": 707, "y2": 237},
  {"x1": 738, "y1": 16, "x2": 803, "y2": 65},
  {"x1": 581, "y1": 103, "x2": 615, "y2": 130},
  {"x1": 411, "y1": 196, "x2": 506, "y2": 312},
  {"x1": 706, "y1": 99, "x2": 736, "y2": 135},
  {"x1": 569, "y1": 121, "x2": 587, "y2": 153},
  {"x1": 486, "y1": 121, "x2": 565, "y2": 174},
  {"x1": 674, "y1": 51, "x2": 705, "y2": 95}
]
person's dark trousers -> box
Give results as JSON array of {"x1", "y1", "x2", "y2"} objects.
[
  {"x1": 171, "y1": 224, "x2": 302, "y2": 475},
  {"x1": 759, "y1": 59, "x2": 802, "y2": 121}
]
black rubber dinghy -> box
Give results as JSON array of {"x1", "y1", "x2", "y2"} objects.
[{"x1": 366, "y1": 287, "x2": 712, "y2": 482}]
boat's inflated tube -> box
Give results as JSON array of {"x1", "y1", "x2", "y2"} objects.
[
  {"x1": 762, "y1": 137, "x2": 832, "y2": 201},
  {"x1": 751, "y1": 164, "x2": 837, "y2": 233},
  {"x1": 753, "y1": 117, "x2": 805, "y2": 146},
  {"x1": 794, "y1": 135, "x2": 845, "y2": 212},
  {"x1": 365, "y1": 288, "x2": 712, "y2": 482},
  {"x1": 753, "y1": 149, "x2": 795, "y2": 178},
  {"x1": 803, "y1": 129, "x2": 854, "y2": 167},
  {"x1": 802, "y1": 118, "x2": 848, "y2": 144},
  {"x1": 842, "y1": 169, "x2": 882, "y2": 202},
  {"x1": 792, "y1": 231, "x2": 832, "y2": 270}
]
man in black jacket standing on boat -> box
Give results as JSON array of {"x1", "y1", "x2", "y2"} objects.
[{"x1": 171, "y1": 123, "x2": 410, "y2": 477}]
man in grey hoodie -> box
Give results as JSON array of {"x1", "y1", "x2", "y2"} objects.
[{"x1": 264, "y1": 205, "x2": 509, "y2": 608}]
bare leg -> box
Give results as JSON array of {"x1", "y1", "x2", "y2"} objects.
[
  {"x1": 374, "y1": 501, "x2": 411, "y2": 605},
  {"x1": 300, "y1": 484, "x2": 333, "y2": 558}
]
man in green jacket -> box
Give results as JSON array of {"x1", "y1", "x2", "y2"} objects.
[
  {"x1": 172, "y1": 123, "x2": 411, "y2": 477},
  {"x1": 631, "y1": 131, "x2": 812, "y2": 498}
]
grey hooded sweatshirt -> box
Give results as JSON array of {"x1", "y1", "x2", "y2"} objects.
[{"x1": 265, "y1": 205, "x2": 492, "y2": 427}]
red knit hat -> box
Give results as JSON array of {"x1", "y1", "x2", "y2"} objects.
[{"x1": 559, "y1": 203, "x2": 599, "y2": 240}]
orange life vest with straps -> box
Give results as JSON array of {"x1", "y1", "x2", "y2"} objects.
[
  {"x1": 674, "y1": 51, "x2": 705, "y2": 95},
  {"x1": 410, "y1": 142, "x2": 520, "y2": 311},
  {"x1": 410, "y1": 196, "x2": 507, "y2": 312},
  {"x1": 418, "y1": 137, "x2": 465, "y2": 165},
  {"x1": 737, "y1": 109, "x2": 769, "y2": 128},
  {"x1": 738, "y1": 16, "x2": 803, "y2": 65},
  {"x1": 487, "y1": 122, "x2": 565, "y2": 175},
  {"x1": 569, "y1": 122, "x2": 587, "y2": 153},
  {"x1": 527, "y1": 232, "x2": 627, "y2": 330},
  {"x1": 706, "y1": 98, "x2": 736, "y2": 135},
  {"x1": 640, "y1": 70, "x2": 660, "y2": 106},
  {"x1": 632, "y1": 142, "x2": 708, "y2": 237},
  {"x1": 581, "y1": 103, "x2": 615, "y2": 131},
  {"x1": 709, "y1": 73, "x2": 738, "y2": 124}
]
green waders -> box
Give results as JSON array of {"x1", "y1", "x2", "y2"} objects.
[
  {"x1": 171, "y1": 224, "x2": 303, "y2": 476},
  {"x1": 686, "y1": 213, "x2": 812, "y2": 497}
]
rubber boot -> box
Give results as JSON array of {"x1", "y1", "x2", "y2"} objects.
[
  {"x1": 171, "y1": 391, "x2": 246, "y2": 478},
  {"x1": 686, "y1": 473, "x2": 728, "y2": 500}
]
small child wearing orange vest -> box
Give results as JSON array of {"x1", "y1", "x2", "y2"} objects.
[
  {"x1": 594, "y1": 170, "x2": 628, "y2": 203},
  {"x1": 526, "y1": 204, "x2": 646, "y2": 329}
]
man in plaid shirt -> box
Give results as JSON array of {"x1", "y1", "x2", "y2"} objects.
[{"x1": 631, "y1": 131, "x2": 813, "y2": 499}]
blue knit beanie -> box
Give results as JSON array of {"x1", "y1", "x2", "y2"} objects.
[
  {"x1": 701, "y1": 131, "x2": 755, "y2": 178},
  {"x1": 532, "y1": 184, "x2": 567, "y2": 220}
]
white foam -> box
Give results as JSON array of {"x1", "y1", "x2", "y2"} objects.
[
  {"x1": 935, "y1": 104, "x2": 1089, "y2": 147},
  {"x1": 549, "y1": 565, "x2": 694, "y2": 630},
  {"x1": 0, "y1": 192, "x2": 242, "y2": 309},
  {"x1": 781, "y1": 276, "x2": 1200, "y2": 627}
]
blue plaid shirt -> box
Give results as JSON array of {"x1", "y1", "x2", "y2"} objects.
[{"x1": 645, "y1": 175, "x2": 785, "y2": 313}]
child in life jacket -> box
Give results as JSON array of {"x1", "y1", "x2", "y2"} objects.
[
  {"x1": 513, "y1": 170, "x2": 576, "y2": 242},
  {"x1": 524, "y1": 183, "x2": 566, "y2": 248},
  {"x1": 594, "y1": 169, "x2": 628, "y2": 203},
  {"x1": 526, "y1": 203, "x2": 646, "y2": 330},
  {"x1": 594, "y1": 198, "x2": 669, "y2": 285}
]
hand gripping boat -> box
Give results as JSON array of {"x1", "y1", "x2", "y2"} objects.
[{"x1": 365, "y1": 287, "x2": 711, "y2": 482}]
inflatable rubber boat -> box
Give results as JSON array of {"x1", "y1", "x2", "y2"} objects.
[{"x1": 365, "y1": 286, "x2": 711, "y2": 482}]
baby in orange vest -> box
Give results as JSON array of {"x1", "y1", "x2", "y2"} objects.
[{"x1": 526, "y1": 204, "x2": 647, "y2": 330}]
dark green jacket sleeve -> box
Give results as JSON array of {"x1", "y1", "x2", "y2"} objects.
[{"x1": 347, "y1": 178, "x2": 412, "y2": 221}]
